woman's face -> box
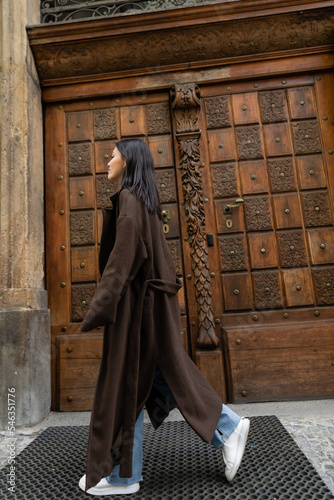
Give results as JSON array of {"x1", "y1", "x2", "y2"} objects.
[{"x1": 107, "y1": 147, "x2": 125, "y2": 182}]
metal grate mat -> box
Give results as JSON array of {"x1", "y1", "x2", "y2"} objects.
[{"x1": 0, "y1": 416, "x2": 332, "y2": 499}]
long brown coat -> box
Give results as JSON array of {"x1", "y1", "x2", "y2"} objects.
[{"x1": 79, "y1": 188, "x2": 222, "y2": 491}]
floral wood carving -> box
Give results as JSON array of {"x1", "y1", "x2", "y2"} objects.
[
  {"x1": 259, "y1": 90, "x2": 287, "y2": 123},
  {"x1": 171, "y1": 83, "x2": 201, "y2": 134},
  {"x1": 278, "y1": 231, "x2": 308, "y2": 268},
  {"x1": 313, "y1": 267, "x2": 334, "y2": 305},
  {"x1": 236, "y1": 126, "x2": 263, "y2": 160},
  {"x1": 302, "y1": 191, "x2": 333, "y2": 227},
  {"x1": 218, "y1": 235, "x2": 247, "y2": 272},
  {"x1": 70, "y1": 211, "x2": 95, "y2": 246},
  {"x1": 72, "y1": 283, "x2": 97, "y2": 322},
  {"x1": 244, "y1": 196, "x2": 272, "y2": 232},
  {"x1": 253, "y1": 271, "x2": 283, "y2": 309},
  {"x1": 94, "y1": 109, "x2": 117, "y2": 140},
  {"x1": 155, "y1": 168, "x2": 177, "y2": 203},
  {"x1": 204, "y1": 96, "x2": 231, "y2": 129},
  {"x1": 30, "y1": 9, "x2": 334, "y2": 83},
  {"x1": 291, "y1": 120, "x2": 322, "y2": 155},
  {"x1": 268, "y1": 158, "x2": 297, "y2": 192},
  {"x1": 167, "y1": 240, "x2": 182, "y2": 276},
  {"x1": 171, "y1": 83, "x2": 218, "y2": 349},
  {"x1": 147, "y1": 103, "x2": 171, "y2": 135},
  {"x1": 211, "y1": 163, "x2": 238, "y2": 198},
  {"x1": 96, "y1": 175, "x2": 117, "y2": 208},
  {"x1": 68, "y1": 143, "x2": 92, "y2": 176}
]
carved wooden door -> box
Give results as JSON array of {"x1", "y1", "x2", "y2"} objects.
[
  {"x1": 179, "y1": 73, "x2": 334, "y2": 403},
  {"x1": 45, "y1": 93, "x2": 188, "y2": 410},
  {"x1": 46, "y1": 74, "x2": 334, "y2": 410},
  {"x1": 172, "y1": 75, "x2": 334, "y2": 402}
]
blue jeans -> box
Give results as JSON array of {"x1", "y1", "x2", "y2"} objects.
[{"x1": 106, "y1": 366, "x2": 241, "y2": 486}]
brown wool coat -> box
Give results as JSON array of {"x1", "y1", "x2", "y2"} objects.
[{"x1": 79, "y1": 188, "x2": 222, "y2": 491}]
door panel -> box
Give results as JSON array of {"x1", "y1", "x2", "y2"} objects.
[
  {"x1": 268, "y1": 158, "x2": 297, "y2": 193},
  {"x1": 263, "y1": 123, "x2": 293, "y2": 157},
  {"x1": 296, "y1": 155, "x2": 327, "y2": 190},
  {"x1": 236, "y1": 126, "x2": 264, "y2": 160},
  {"x1": 147, "y1": 135, "x2": 174, "y2": 167},
  {"x1": 272, "y1": 193, "x2": 303, "y2": 229},
  {"x1": 214, "y1": 198, "x2": 245, "y2": 234},
  {"x1": 208, "y1": 129, "x2": 238, "y2": 162},
  {"x1": 240, "y1": 160, "x2": 269, "y2": 194},
  {"x1": 231, "y1": 92, "x2": 260, "y2": 125},
  {"x1": 259, "y1": 90, "x2": 288, "y2": 123},
  {"x1": 69, "y1": 177, "x2": 95, "y2": 210},
  {"x1": 307, "y1": 228, "x2": 334, "y2": 265},
  {"x1": 45, "y1": 93, "x2": 186, "y2": 410},
  {"x1": 252, "y1": 271, "x2": 283, "y2": 310},
  {"x1": 282, "y1": 269, "x2": 314, "y2": 307},
  {"x1": 226, "y1": 323, "x2": 334, "y2": 403},
  {"x1": 95, "y1": 141, "x2": 117, "y2": 172},
  {"x1": 222, "y1": 274, "x2": 253, "y2": 311},
  {"x1": 287, "y1": 87, "x2": 316, "y2": 119},
  {"x1": 218, "y1": 234, "x2": 248, "y2": 272},
  {"x1": 68, "y1": 111, "x2": 93, "y2": 141},
  {"x1": 119, "y1": 105, "x2": 146, "y2": 136},
  {"x1": 244, "y1": 195, "x2": 272, "y2": 231},
  {"x1": 302, "y1": 191, "x2": 333, "y2": 227},
  {"x1": 277, "y1": 230, "x2": 308, "y2": 268},
  {"x1": 248, "y1": 232, "x2": 279, "y2": 269},
  {"x1": 291, "y1": 120, "x2": 322, "y2": 155},
  {"x1": 200, "y1": 74, "x2": 334, "y2": 402}
]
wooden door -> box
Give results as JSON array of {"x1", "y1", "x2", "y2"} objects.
[
  {"x1": 46, "y1": 74, "x2": 334, "y2": 410},
  {"x1": 193, "y1": 73, "x2": 334, "y2": 402},
  {"x1": 45, "y1": 92, "x2": 188, "y2": 410}
]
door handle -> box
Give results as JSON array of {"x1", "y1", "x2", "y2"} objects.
[
  {"x1": 223, "y1": 198, "x2": 244, "y2": 215},
  {"x1": 162, "y1": 210, "x2": 170, "y2": 234},
  {"x1": 161, "y1": 210, "x2": 170, "y2": 221}
]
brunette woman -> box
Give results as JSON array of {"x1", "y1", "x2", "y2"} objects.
[{"x1": 78, "y1": 139, "x2": 249, "y2": 496}]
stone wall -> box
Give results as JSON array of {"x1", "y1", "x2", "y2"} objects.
[{"x1": 0, "y1": 0, "x2": 50, "y2": 429}]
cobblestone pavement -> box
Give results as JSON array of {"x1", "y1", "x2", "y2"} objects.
[
  {"x1": 279, "y1": 416, "x2": 334, "y2": 495},
  {"x1": 1, "y1": 407, "x2": 333, "y2": 496}
]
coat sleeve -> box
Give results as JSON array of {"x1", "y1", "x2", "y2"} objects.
[{"x1": 79, "y1": 214, "x2": 148, "y2": 332}]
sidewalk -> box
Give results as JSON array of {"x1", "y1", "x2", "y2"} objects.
[{"x1": 1, "y1": 400, "x2": 333, "y2": 495}]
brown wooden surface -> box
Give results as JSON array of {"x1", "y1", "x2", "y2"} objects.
[
  {"x1": 46, "y1": 72, "x2": 334, "y2": 408},
  {"x1": 59, "y1": 387, "x2": 96, "y2": 411},
  {"x1": 27, "y1": 1, "x2": 334, "y2": 88},
  {"x1": 40, "y1": 2, "x2": 334, "y2": 408},
  {"x1": 201, "y1": 73, "x2": 334, "y2": 402},
  {"x1": 202, "y1": 74, "x2": 334, "y2": 323},
  {"x1": 46, "y1": 93, "x2": 191, "y2": 409},
  {"x1": 57, "y1": 333, "x2": 103, "y2": 358},
  {"x1": 59, "y1": 358, "x2": 101, "y2": 389},
  {"x1": 224, "y1": 322, "x2": 334, "y2": 402},
  {"x1": 57, "y1": 333, "x2": 103, "y2": 410},
  {"x1": 45, "y1": 105, "x2": 70, "y2": 326},
  {"x1": 195, "y1": 350, "x2": 226, "y2": 401}
]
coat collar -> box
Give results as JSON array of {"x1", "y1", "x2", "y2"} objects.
[{"x1": 108, "y1": 188, "x2": 122, "y2": 210}]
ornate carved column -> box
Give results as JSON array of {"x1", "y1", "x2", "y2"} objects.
[{"x1": 171, "y1": 83, "x2": 218, "y2": 349}]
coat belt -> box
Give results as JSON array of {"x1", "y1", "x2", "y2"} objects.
[{"x1": 145, "y1": 277, "x2": 183, "y2": 295}]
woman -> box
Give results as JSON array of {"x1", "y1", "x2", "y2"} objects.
[{"x1": 78, "y1": 139, "x2": 249, "y2": 496}]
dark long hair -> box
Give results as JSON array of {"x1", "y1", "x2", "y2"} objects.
[{"x1": 117, "y1": 139, "x2": 161, "y2": 217}]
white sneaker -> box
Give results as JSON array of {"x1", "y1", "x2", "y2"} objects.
[
  {"x1": 79, "y1": 474, "x2": 140, "y2": 496},
  {"x1": 222, "y1": 418, "x2": 250, "y2": 482}
]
